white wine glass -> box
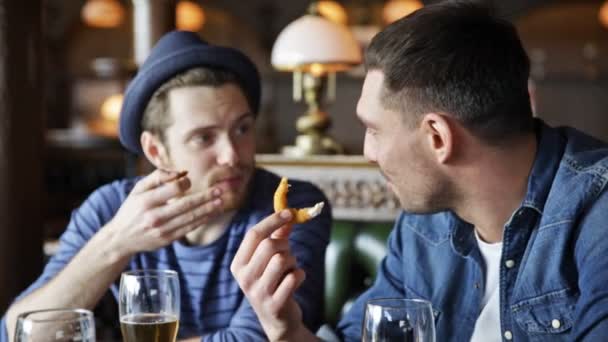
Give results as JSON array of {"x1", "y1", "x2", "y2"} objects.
[
  {"x1": 119, "y1": 269, "x2": 180, "y2": 342},
  {"x1": 14, "y1": 308, "x2": 95, "y2": 342},
  {"x1": 362, "y1": 298, "x2": 436, "y2": 342}
]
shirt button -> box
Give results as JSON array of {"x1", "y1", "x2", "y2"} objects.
[
  {"x1": 504, "y1": 330, "x2": 513, "y2": 340},
  {"x1": 552, "y1": 319, "x2": 561, "y2": 329},
  {"x1": 505, "y1": 259, "x2": 516, "y2": 268}
]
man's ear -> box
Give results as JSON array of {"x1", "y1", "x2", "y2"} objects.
[
  {"x1": 141, "y1": 131, "x2": 171, "y2": 170},
  {"x1": 419, "y1": 113, "x2": 454, "y2": 164}
]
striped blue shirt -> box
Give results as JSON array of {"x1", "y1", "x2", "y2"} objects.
[{"x1": 1, "y1": 168, "x2": 331, "y2": 341}]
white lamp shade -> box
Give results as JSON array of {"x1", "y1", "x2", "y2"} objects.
[{"x1": 271, "y1": 15, "x2": 362, "y2": 73}]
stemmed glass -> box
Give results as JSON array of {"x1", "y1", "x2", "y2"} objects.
[
  {"x1": 14, "y1": 308, "x2": 96, "y2": 342},
  {"x1": 119, "y1": 269, "x2": 180, "y2": 342},
  {"x1": 362, "y1": 298, "x2": 436, "y2": 342}
]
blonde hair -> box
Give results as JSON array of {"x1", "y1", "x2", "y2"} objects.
[{"x1": 141, "y1": 67, "x2": 244, "y2": 142}]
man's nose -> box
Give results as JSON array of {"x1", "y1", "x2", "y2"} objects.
[
  {"x1": 363, "y1": 138, "x2": 377, "y2": 163},
  {"x1": 216, "y1": 137, "x2": 239, "y2": 167}
]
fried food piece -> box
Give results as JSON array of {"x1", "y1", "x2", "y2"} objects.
[{"x1": 274, "y1": 177, "x2": 324, "y2": 224}]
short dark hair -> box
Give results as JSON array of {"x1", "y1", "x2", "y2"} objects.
[
  {"x1": 142, "y1": 67, "x2": 249, "y2": 143},
  {"x1": 365, "y1": 0, "x2": 534, "y2": 144}
]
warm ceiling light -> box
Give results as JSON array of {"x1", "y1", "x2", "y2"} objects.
[
  {"x1": 599, "y1": 1, "x2": 608, "y2": 29},
  {"x1": 382, "y1": 0, "x2": 423, "y2": 25},
  {"x1": 81, "y1": 0, "x2": 125, "y2": 28},
  {"x1": 176, "y1": 0, "x2": 206, "y2": 32},
  {"x1": 100, "y1": 94, "x2": 123, "y2": 122},
  {"x1": 317, "y1": 1, "x2": 348, "y2": 25}
]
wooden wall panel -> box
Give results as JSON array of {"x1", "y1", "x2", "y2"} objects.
[{"x1": 0, "y1": 0, "x2": 45, "y2": 313}]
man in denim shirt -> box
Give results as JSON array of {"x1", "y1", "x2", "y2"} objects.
[{"x1": 230, "y1": 1, "x2": 608, "y2": 341}]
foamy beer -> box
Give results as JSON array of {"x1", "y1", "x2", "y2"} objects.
[{"x1": 119, "y1": 270, "x2": 180, "y2": 342}]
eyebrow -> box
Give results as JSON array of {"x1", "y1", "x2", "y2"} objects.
[
  {"x1": 184, "y1": 112, "x2": 254, "y2": 140},
  {"x1": 232, "y1": 112, "x2": 255, "y2": 125}
]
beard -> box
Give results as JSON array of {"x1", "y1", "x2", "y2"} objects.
[
  {"x1": 161, "y1": 140, "x2": 256, "y2": 212},
  {"x1": 397, "y1": 177, "x2": 455, "y2": 215},
  {"x1": 194, "y1": 162, "x2": 255, "y2": 212},
  {"x1": 383, "y1": 163, "x2": 454, "y2": 215}
]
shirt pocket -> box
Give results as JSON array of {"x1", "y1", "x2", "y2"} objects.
[{"x1": 511, "y1": 289, "x2": 576, "y2": 341}]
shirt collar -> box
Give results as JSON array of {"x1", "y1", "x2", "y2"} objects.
[{"x1": 520, "y1": 119, "x2": 565, "y2": 215}]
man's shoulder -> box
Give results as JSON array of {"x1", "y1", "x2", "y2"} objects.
[
  {"x1": 86, "y1": 177, "x2": 138, "y2": 204},
  {"x1": 535, "y1": 126, "x2": 608, "y2": 226},
  {"x1": 556, "y1": 126, "x2": 608, "y2": 176},
  {"x1": 75, "y1": 177, "x2": 139, "y2": 220}
]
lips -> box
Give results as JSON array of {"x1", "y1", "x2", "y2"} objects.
[
  {"x1": 214, "y1": 175, "x2": 243, "y2": 190},
  {"x1": 208, "y1": 165, "x2": 254, "y2": 192}
]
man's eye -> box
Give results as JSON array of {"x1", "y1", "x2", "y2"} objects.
[
  {"x1": 193, "y1": 133, "x2": 214, "y2": 145},
  {"x1": 235, "y1": 122, "x2": 252, "y2": 136}
]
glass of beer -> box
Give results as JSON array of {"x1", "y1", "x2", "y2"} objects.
[
  {"x1": 14, "y1": 308, "x2": 96, "y2": 342},
  {"x1": 362, "y1": 298, "x2": 436, "y2": 342},
  {"x1": 119, "y1": 269, "x2": 180, "y2": 342}
]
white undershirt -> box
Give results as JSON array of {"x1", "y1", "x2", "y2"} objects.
[{"x1": 470, "y1": 230, "x2": 503, "y2": 342}]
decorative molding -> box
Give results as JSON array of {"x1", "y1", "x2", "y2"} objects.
[{"x1": 256, "y1": 154, "x2": 400, "y2": 222}]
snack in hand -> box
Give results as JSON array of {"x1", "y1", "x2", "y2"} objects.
[{"x1": 273, "y1": 177, "x2": 324, "y2": 223}]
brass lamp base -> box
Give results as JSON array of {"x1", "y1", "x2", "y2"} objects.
[
  {"x1": 282, "y1": 72, "x2": 344, "y2": 156},
  {"x1": 282, "y1": 133, "x2": 343, "y2": 157}
]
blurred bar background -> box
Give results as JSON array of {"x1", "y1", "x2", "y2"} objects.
[{"x1": 2, "y1": 0, "x2": 608, "y2": 321}]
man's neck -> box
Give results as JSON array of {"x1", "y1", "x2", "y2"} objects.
[
  {"x1": 453, "y1": 134, "x2": 537, "y2": 243},
  {"x1": 183, "y1": 211, "x2": 237, "y2": 246}
]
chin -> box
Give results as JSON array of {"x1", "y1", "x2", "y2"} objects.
[
  {"x1": 395, "y1": 192, "x2": 430, "y2": 214},
  {"x1": 399, "y1": 197, "x2": 449, "y2": 215},
  {"x1": 220, "y1": 191, "x2": 246, "y2": 212}
]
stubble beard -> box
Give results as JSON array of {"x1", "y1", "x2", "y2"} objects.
[
  {"x1": 396, "y1": 174, "x2": 455, "y2": 215},
  {"x1": 206, "y1": 162, "x2": 255, "y2": 212}
]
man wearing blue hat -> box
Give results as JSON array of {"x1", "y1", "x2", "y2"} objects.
[{"x1": 2, "y1": 31, "x2": 330, "y2": 341}]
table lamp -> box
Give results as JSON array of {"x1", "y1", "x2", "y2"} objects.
[{"x1": 271, "y1": 2, "x2": 362, "y2": 156}]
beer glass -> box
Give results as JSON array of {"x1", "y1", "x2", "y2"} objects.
[
  {"x1": 119, "y1": 269, "x2": 180, "y2": 342},
  {"x1": 14, "y1": 308, "x2": 95, "y2": 342},
  {"x1": 362, "y1": 298, "x2": 436, "y2": 342}
]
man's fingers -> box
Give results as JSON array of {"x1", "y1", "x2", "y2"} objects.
[
  {"x1": 272, "y1": 268, "x2": 306, "y2": 310},
  {"x1": 163, "y1": 214, "x2": 211, "y2": 242},
  {"x1": 271, "y1": 222, "x2": 293, "y2": 240},
  {"x1": 259, "y1": 253, "x2": 298, "y2": 294},
  {"x1": 243, "y1": 239, "x2": 291, "y2": 282},
  {"x1": 149, "y1": 188, "x2": 222, "y2": 226},
  {"x1": 157, "y1": 194, "x2": 223, "y2": 234},
  {"x1": 233, "y1": 239, "x2": 291, "y2": 292},
  {"x1": 139, "y1": 213, "x2": 210, "y2": 250},
  {"x1": 138, "y1": 176, "x2": 191, "y2": 208},
  {"x1": 132, "y1": 169, "x2": 187, "y2": 195},
  {"x1": 232, "y1": 210, "x2": 293, "y2": 269}
]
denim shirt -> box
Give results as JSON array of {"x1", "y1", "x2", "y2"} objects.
[{"x1": 337, "y1": 121, "x2": 608, "y2": 341}]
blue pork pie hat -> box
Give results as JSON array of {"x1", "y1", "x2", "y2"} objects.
[{"x1": 119, "y1": 30, "x2": 261, "y2": 154}]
